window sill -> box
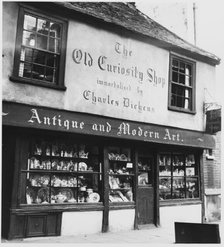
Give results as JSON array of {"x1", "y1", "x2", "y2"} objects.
[
  {"x1": 10, "y1": 76, "x2": 67, "y2": 91},
  {"x1": 159, "y1": 198, "x2": 202, "y2": 207},
  {"x1": 109, "y1": 202, "x2": 135, "y2": 210},
  {"x1": 168, "y1": 106, "x2": 196, "y2": 115},
  {"x1": 11, "y1": 203, "x2": 104, "y2": 214}
]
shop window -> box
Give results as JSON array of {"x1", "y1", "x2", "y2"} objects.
[
  {"x1": 108, "y1": 147, "x2": 134, "y2": 203},
  {"x1": 159, "y1": 153, "x2": 199, "y2": 200},
  {"x1": 21, "y1": 139, "x2": 102, "y2": 205},
  {"x1": 12, "y1": 6, "x2": 67, "y2": 89},
  {"x1": 168, "y1": 55, "x2": 196, "y2": 113}
]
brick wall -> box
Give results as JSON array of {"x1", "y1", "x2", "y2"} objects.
[{"x1": 203, "y1": 131, "x2": 221, "y2": 189}]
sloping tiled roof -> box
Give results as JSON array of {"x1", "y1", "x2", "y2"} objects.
[{"x1": 55, "y1": 2, "x2": 220, "y2": 65}]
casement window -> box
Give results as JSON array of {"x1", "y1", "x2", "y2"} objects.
[
  {"x1": 12, "y1": 6, "x2": 67, "y2": 90},
  {"x1": 159, "y1": 152, "x2": 200, "y2": 200},
  {"x1": 169, "y1": 55, "x2": 196, "y2": 113}
]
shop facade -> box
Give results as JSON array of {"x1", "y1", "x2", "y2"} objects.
[{"x1": 2, "y1": 2, "x2": 220, "y2": 239}]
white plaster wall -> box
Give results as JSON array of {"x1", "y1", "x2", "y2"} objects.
[
  {"x1": 160, "y1": 204, "x2": 202, "y2": 236},
  {"x1": 61, "y1": 211, "x2": 102, "y2": 236},
  {"x1": 2, "y1": 2, "x2": 217, "y2": 132},
  {"x1": 108, "y1": 209, "x2": 135, "y2": 232}
]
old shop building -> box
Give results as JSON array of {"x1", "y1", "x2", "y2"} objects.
[{"x1": 2, "y1": 2, "x2": 220, "y2": 239}]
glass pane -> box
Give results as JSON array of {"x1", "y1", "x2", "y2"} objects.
[
  {"x1": 49, "y1": 38, "x2": 60, "y2": 53},
  {"x1": 20, "y1": 47, "x2": 33, "y2": 62},
  {"x1": 173, "y1": 154, "x2": 184, "y2": 166},
  {"x1": 36, "y1": 34, "x2": 48, "y2": 50},
  {"x1": 23, "y1": 63, "x2": 32, "y2": 78},
  {"x1": 186, "y1": 64, "x2": 192, "y2": 76},
  {"x1": 186, "y1": 167, "x2": 195, "y2": 176},
  {"x1": 24, "y1": 14, "x2": 36, "y2": 31},
  {"x1": 109, "y1": 189, "x2": 133, "y2": 202},
  {"x1": 22, "y1": 30, "x2": 35, "y2": 46},
  {"x1": 19, "y1": 62, "x2": 25, "y2": 77},
  {"x1": 159, "y1": 154, "x2": 171, "y2": 176},
  {"x1": 179, "y1": 73, "x2": 185, "y2": 84},
  {"x1": 184, "y1": 98, "x2": 189, "y2": 110},
  {"x1": 172, "y1": 59, "x2": 179, "y2": 70},
  {"x1": 186, "y1": 177, "x2": 199, "y2": 198},
  {"x1": 50, "y1": 22, "x2": 61, "y2": 38},
  {"x1": 37, "y1": 18, "x2": 50, "y2": 34},
  {"x1": 33, "y1": 50, "x2": 46, "y2": 65},
  {"x1": 173, "y1": 177, "x2": 185, "y2": 199},
  {"x1": 46, "y1": 54, "x2": 58, "y2": 67},
  {"x1": 138, "y1": 156, "x2": 153, "y2": 186},
  {"x1": 172, "y1": 71, "x2": 178, "y2": 82},
  {"x1": 109, "y1": 175, "x2": 133, "y2": 202},
  {"x1": 159, "y1": 177, "x2": 171, "y2": 200},
  {"x1": 179, "y1": 62, "x2": 185, "y2": 73},
  {"x1": 138, "y1": 172, "x2": 149, "y2": 185},
  {"x1": 32, "y1": 64, "x2": 45, "y2": 80},
  {"x1": 186, "y1": 154, "x2": 195, "y2": 166}
]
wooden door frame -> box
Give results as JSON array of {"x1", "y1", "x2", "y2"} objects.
[{"x1": 134, "y1": 147, "x2": 160, "y2": 228}]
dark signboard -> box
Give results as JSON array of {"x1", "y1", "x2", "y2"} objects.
[
  {"x1": 206, "y1": 109, "x2": 221, "y2": 134},
  {"x1": 2, "y1": 101, "x2": 215, "y2": 148}
]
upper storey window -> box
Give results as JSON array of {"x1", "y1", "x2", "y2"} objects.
[
  {"x1": 169, "y1": 55, "x2": 196, "y2": 113},
  {"x1": 12, "y1": 6, "x2": 67, "y2": 90}
]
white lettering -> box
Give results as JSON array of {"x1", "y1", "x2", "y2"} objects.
[{"x1": 28, "y1": 109, "x2": 42, "y2": 124}]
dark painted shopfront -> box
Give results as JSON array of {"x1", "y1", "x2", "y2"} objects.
[{"x1": 2, "y1": 102, "x2": 215, "y2": 239}]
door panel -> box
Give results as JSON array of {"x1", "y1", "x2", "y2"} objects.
[
  {"x1": 137, "y1": 154, "x2": 154, "y2": 225},
  {"x1": 137, "y1": 187, "x2": 154, "y2": 224}
]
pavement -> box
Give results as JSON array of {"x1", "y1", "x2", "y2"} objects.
[
  {"x1": 1, "y1": 222, "x2": 222, "y2": 245},
  {"x1": 1, "y1": 225, "x2": 175, "y2": 245}
]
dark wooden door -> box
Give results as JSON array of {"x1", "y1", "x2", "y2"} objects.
[{"x1": 136, "y1": 155, "x2": 154, "y2": 225}]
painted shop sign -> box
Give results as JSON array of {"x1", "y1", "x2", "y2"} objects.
[
  {"x1": 3, "y1": 102, "x2": 215, "y2": 148},
  {"x1": 66, "y1": 26, "x2": 169, "y2": 123},
  {"x1": 71, "y1": 45, "x2": 165, "y2": 115}
]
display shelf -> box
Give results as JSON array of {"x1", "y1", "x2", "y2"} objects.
[{"x1": 22, "y1": 139, "x2": 102, "y2": 205}]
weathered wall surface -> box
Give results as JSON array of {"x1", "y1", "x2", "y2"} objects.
[{"x1": 2, "y1": 2, "x2": 217, "y2": 132}]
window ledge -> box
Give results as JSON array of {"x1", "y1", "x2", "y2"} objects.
[
  {"x1": 168, "y1": 106, "x2": 196, "y2": 115},
  {"x1": 159, "y1": 199, "x2": 202, "y2": 207},
  {"x1": 11, "y1": 203, "x2": 104, "y2": 214},
  {"x1": 10, "y1": 76, "x2": 67, "y2": 91}
]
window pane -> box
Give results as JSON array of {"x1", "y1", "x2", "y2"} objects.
[
  {"x1": 186, "y1": 154, "x2": 195, "y2": 166},
  {"x1": 179, "y1": 73, "x2": 185, "y2": 84},
  {"x1": 20, "y1": 47, "x2": 33, "y2": 62},
  {"x1": 37, "y1": 18, "x2": 50, "y2": 34},
  {"x1": 172, "y1": 59, "x2": 179, "y2": 69},
  {"x1": 173, "y1": 177, "x2": 185, "y2": 199},
  {"x1": 33, "y1": 50, "x2": 46, "y2": 65},
  {"x1": 45, "y1": 68, "x2": 56, "y2": 83},
  {"x1": 24, "y1": 14, "x2": 36, "y2": 31},
  {"x1": 173, "y1": 154, "x2": 184, "y2": 166},
  {"x1": 159, "y1": 154, "x2": 171, "y2": 175},
  {"x1": 22, "y1": 30, "x2": 35, "y2": 46},
  {"x1": 49, "y1": 38, "x2": 60, "y2": 53},
  {"x1": 186, "y1": 177, "x2": 199, "y2": 198},
  {"x1": 172, "y1": 71, "x2": 178, "y2": 82},
  {"x1": 36, "y1": 34, "x2": 48, "y2": 50},
  {"x1": 159, "y1": 177, "x2": 171, "y2": 200},
  {"x1": 32, "y1": 64, "x2": 45, "y2": 79},
  {"x1": 46, "y1": 54, "x2": 58, "y2": 67},
  {"x1": 179, "y1": 62, "x2": 185, "y2": 73},
  {"x1": 50, "y1": 22, "x2": 61, "y2": 38},
  {"x1": 22, "y1": 63, "x2": 33, "y2": 78}
]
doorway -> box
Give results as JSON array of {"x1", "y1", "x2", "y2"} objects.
[{"x1": 136, "y1": 153, "x2": 155, "y2": 226}]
